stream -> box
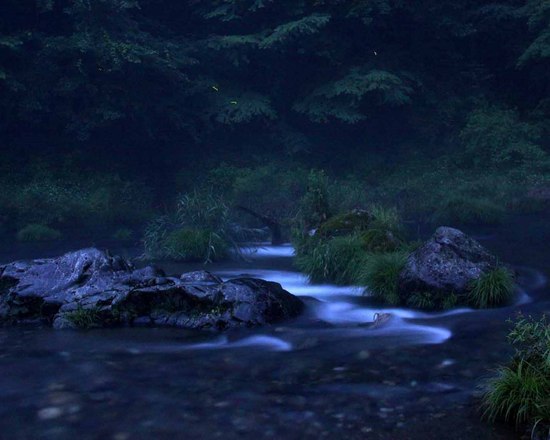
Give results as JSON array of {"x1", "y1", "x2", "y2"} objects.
[{"x1": 1, "y1": 219, "x2": 549, "y2": 439}]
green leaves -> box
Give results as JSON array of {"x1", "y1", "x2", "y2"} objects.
[
  {"x1": 259, "y1": 14, "x2": 331, "y2": 49},
  {"x1": 205, "y1": 91, "x2": 276, "y2": 125},
  {"x1": 460, "y1": 105, "x2": 547, "y2": 169},
  {"x1": 294, "y1": 68, "x2": 414, "y2": 123}
]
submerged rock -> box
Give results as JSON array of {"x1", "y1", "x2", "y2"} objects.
[
  {"x1": 399, "y1": 227, "x2": 497, "y2": 296},
  {"x1": 0, "y1": 248, "x2": 304, "y2": 330}
]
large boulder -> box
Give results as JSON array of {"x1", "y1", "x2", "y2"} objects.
[
  {"x1": 399, "y1": 227, "x2": 497, "y2": 296},
  {"x1": 0, "y1": 248, "x2": 304, "y2": 330}
]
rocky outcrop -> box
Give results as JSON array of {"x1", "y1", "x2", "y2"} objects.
[
  {"x1": 399, "y1": 227, "x2": 497, "y2": 296},
  {"x1": 0, "y1": 248, "x2": 304, "y2": 330}
]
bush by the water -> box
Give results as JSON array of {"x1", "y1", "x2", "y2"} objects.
[
  {"x1": 143, "y1": 191, "x2": 232, "y2": 262},
  {"x1": 294, "y1": 206, "x2": 405, "y2": 285},
  {"x1": 295, "y1": 235, "x2": 367, "y2": 285},
  {"x1": 16, "y1": 224, "x2": 62, "y2": 242},
  {"x1": 481, "y1": 315, "x2": 550, "y2": 434},
  {"x1": 362, "y1": 251, "x2": 408, "y2": 305},
  {"x1": 468, "y1": 267, "x2": 515, "y2": 308},
  {"x1": 0, "y1": 162, "x2": 153, "y2": 240}
]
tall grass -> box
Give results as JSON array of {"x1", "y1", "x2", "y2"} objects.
[
  {"x1": 361, "y1": 251, "x2": 408, "y2": 305},
  {"x1": 143, "y1": 190, "x2": 233, "y2": 262},
  {"x1": 481, "y1": 315, "x2": 550, "y2": 434},
  {"x1": 294, "y1": 235, "x2": 367, "y2": 284},
  {"x1": 468, "y1": 267, "x2": 514, "y2": 308}
]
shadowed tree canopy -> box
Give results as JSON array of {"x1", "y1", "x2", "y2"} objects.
[{"x1": 1, "y1": 0, "x2": 548, "y2": 162}]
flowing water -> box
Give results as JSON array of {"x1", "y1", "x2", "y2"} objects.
[{"x1": 1, "y1": 222, "x2": 549, "y2": 439}]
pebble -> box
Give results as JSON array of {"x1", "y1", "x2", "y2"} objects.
[
  {"x1": 37, "y1": 407, "x2": 63, "y2": 420},
  {"x1": 357, "y1": 350, "x2": 370, "y2": 360}
]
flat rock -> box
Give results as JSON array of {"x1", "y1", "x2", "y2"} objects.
[{"x1": 0, "y1": 248, "x2": 304, "y2": 330}]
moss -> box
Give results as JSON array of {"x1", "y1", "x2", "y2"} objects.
[
  {"x1": 468, "y1": 267, "x2": 514, "y2": 308},
  {"x1": 317, "y1": 210, "x2": 372, "y2": 237},
  {"x1": 16, "y1": 224, "x2": 62, "y2": 242}
]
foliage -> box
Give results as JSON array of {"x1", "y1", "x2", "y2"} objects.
[
  {"x1": 362, "y1": 251, "x2": 408, "y2": 305},
  {"x1": 468, "y1": 267, "x2": 515, "y2": 309},
  {"x1": 294, "y1": 68, "x2": 415, "y2": 123},
  {"x1": 481, "y1": 315, "x2": 550, "y2": 433},
  {"x1": 16, "y1": 224, "x2": 62, "y2": 242},
  {"x1": 64, "y1": 307, "x2": 103, "y2": 329},
  {"x1": 294, "y1": 235, "x2": 367, "y2": 285},
  {"x1": 0, "y1": 163, "x2": 152, "y2": 235},
  {"x1": 433, "y1": 196, "x2": 506, "y2": 226},
  {"x1": 460, "y1": 106, "x2": 547, "y2": 170},
  {"x1": 143, "y1": 190, "x2": 232, "y2": 262},
  {"x1": 163, "y1": 228, "x2": 229, "y2": 262},
  {"x1": 297, "y1": 170, "x2": 332, "y2": 230}
]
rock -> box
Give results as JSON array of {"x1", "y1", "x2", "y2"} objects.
[
  {"x1": 180, "y1": 270, "x2": 222, "y2": 284},
  {"x1": 0, "y1": 248, "x2": 304, "y2": 330},
  {"x1": 399, "y1": 227, "x2": 497, "y2": 296}
]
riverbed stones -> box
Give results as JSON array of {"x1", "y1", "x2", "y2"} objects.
[
  {"x1": 399, "y1": 227, "x2": 497, "y2": 296},
  {"x1": 0, "y1": 248, "x2": 304, "y2": 330}
]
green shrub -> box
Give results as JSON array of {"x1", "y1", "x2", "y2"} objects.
[
  {"x1": 16, "y1": 224, "x2": 62, "y2": 242},
  {"x1": 468, "y1": 267, "x2": 515, "y2": 308},
  {"x1": 298, "y1": 169, "x2": 331, "y2": 229},
  {"x1": 481, "y1": 315, "x2": 550, "y2": 432},
  {"x1": 1, "y1": 168, "x2": 153, "y2": 233},
  {"x1": 295, "y1": 235, "x2": 367, "y2": 284},
  {"x1": 164, "y1": 228, "x2": 228, "y2": 262},
  {"x1": 361, "y1": 251, "x2": 408, "y2": 305},
  {"x1": 143, "y1": 190, "x2": 232, "y2": 262}
]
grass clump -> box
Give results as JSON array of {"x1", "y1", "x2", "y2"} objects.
[
  {"x1": 295, "y1": 235, "x2": 367, "y2": 284},
  {"x1": 481, "y1": 315, "x2": 550, "y2": 434},
  {"x1": 361, "y1": 251, "x2": 408, "y2": 305},
  {"x1": 16, "y1": 224, "x2": 62, "y2": 242},
  {"x1": 468, "y1": 267, "x2": 515, "y2": 308},
  {"x1": 64, "y1": 307, "x2": 103, "y2": 329},
  {"x1": 294, "y1": 205, "x2": 405, "y2": 286},
  {"x1": 143, "y1": 190, "x2": 233, "y2": 263},
  {"x1": 164, "y1": 228, "x2": 228, "y2": 262}
]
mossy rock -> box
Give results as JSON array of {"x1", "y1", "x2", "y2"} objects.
[{"x1": 317, "y1": 209, "x2": 372, "y2": 238}]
